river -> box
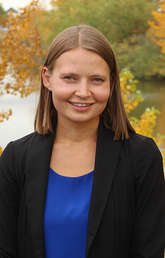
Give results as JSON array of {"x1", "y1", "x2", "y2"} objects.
[
  {"x1": 0, "y1": 91, "x2": 38, "y2": 149},
  {"x1": 130, "y1": 80, "x2": 165, "y2": 140},
  {"x1": 0, "y1": 80, "x2": 165, "y2": 150}
]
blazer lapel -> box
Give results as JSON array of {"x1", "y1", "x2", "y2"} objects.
[
  {"x1": 86, "y1": 120, "x2": 121, "y2": 256},
  {"x1": 25, "y1": 119, "x2": 121, "y2": 257},
  {"x1": 25, "y1": 130, "x2": 55, "y2": 258}
]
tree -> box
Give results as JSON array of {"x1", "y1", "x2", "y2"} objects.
[
  {"x1": 149, "y1": 1, "x2": 165, "y2": 54},
  {"x1": 0, "y1": 1, "x2": 45, "y2": 97},
  {"x1": 0, "y1": 3, "x2": 7, "y2": 26},
  {"x1": 40, "y1": 0, "x2": 157, "y2": 47},
  {"x1": 121, "y1": 68, "x2": 165, "y2": 160},
  {"x1": 37, "y1": 0, "x2": 163, "y2": 79},
  {"x1": 0, "y1": 0, "x2": 45, "y2": 152},
  {"x1": 0, "y1": 0, "x2": 164, "y2": 158},
  {"x1": 112, "y1": 32, "x2": 165, "y2": 78}
]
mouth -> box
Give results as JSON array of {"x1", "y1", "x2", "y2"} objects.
[{"x1": 69, "y1": 102, "x2": 93, "y2": 107}]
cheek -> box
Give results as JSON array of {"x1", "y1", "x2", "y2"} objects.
[
  {"x1": 52, "y1": 84, "x2": 72, "y2": 102},
  {"x1": 94, "y1": 86, "x2": 110, "y2": 103}
]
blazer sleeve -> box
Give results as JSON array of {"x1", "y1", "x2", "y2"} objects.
[
  {"x1": 130, "y1": 137, "x2": 165, "y2": 258},
  {"x1": 0, "y1": 142, "x2": 19, "y2": 258}
]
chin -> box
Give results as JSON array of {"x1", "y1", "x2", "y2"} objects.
[{"x1": 68, "y1": 116, "x2": 100, "y2": 124}]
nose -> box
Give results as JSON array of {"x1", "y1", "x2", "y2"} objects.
[{"x1": 75, "y1": 80, "x2": 91, "y2": 98}]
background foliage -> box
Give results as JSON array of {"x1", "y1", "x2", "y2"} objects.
[
  {"x1": 0, "y1": 1, "x2": 45, "y2": 143},
  {"x1": 35, "y1": 0, "x2": 165, "y2": 79},
  {"x1": 149, "y1": 1, "x2": 165, "y2": 55},
  {"x1": 0, "y1": 0, "x2": 165, "y2": 159}
]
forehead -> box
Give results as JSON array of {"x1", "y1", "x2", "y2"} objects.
[{"x1": 53, "y1": 48, "x2": 110, "y2": 74}]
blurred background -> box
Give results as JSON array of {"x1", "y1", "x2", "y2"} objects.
[{"x1": 0, "y1": 0, "x2": 165, "y2": 155}]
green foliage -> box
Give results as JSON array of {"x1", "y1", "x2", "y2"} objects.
[
  {"x1": 48, "y1": 0, "x2": 157, "y2": 43},
  {"x1": 97, "y1": 0, "x2": 157, "y2": 42},
  {"x1": 0, "y1": 3, "x2": 6, "y2": 17},
  {"x1": 0, "y1": 0, "x2": 164, "y2": 157},
  {"x1": 38, "y1": 0, "x2": 103, "y2": 47},
  {"x1": 0, "y1": 2, "x2": 7, "y2": 26},
  {"x1": 113, "y1": 31, "x2": 165, "y2": 78},
  {"x1": 36, "y1": 0, "x2": 165, "y2": 79}
]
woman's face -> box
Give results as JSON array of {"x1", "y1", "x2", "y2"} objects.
[{"x1": 42, "y1": 48, "x2": 110, "y2": 126}]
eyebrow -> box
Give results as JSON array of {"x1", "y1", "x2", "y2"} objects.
[
  {"x1": 60, "y1": 73, "x2": 78, "y2": 77},
  {"x1": 90, "y1": 74, "x2": 109, "y2": 79},
  {"x1": 60, "y1": 73, "x2": 109, "y2": 79}
]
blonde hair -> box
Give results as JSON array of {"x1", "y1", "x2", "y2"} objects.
[{"x1": 34, "y1": 25, "x2": 135, "y2": 140}]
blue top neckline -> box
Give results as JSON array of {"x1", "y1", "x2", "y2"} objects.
[{"x1": 50, "y1": 167, "x2": 94, "y2": 179}]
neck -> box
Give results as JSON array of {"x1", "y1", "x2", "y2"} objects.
[{"x1": 55, "y1": 117, "x2": 100, "y2": 144}]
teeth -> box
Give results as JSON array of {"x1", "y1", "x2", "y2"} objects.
[{"x1": 72, "y1": 103, "x2": 91, "y2": 107}]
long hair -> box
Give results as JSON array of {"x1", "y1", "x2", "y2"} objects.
[{"x1": 34, "y1": 25, "x2": 135, "y2": 140}]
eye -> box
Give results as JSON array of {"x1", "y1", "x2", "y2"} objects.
[
  {"x1": 63, "y1": 76, "x2": 75, "y2": 80},
  {"x1": 93, "y1": 78, "x2": 104, "y2": 82}
]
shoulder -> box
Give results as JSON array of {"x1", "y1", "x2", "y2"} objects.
[
  {"x1": 125, "y1": 132, "x2": 162, "y2": 158},
  {"x1": 0, "y1": 132, "x2": 49, "y2": 168},
  {"x1": 0, "y1": 131, "x2": 54, "y2": 183},
  {"x1": 1, "y1": 132, "x2": 39, "y2": 156},
  {"x1": 100, "y1": 121, "x2": 162, "y2": 162},
  {"x1": 0, "y1": 133, "x2": 35, "y2": 171},
  {"x1": 123, "y1": 132, "x2": 164, "y2": 181}
]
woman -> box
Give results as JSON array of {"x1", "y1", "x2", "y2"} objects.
[{"x1": 0, "y1": 25, "x2": 165, "y2": 258}]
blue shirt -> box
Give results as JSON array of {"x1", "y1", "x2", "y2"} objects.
[{"x1": 44, "y1": 167, "x2": 94, "y2": 258}]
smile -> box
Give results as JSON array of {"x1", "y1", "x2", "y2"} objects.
[{"x1": 70, "y1": 102, "x2": 92, "y2": 107}]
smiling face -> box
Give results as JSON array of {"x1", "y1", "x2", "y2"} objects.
[{"x1": 42, "y1": 48, "x2": 110, "y2": 126}]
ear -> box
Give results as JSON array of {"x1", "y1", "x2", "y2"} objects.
[{"x1": 42, "y1": 67, "x2": 52, "y2": 91}]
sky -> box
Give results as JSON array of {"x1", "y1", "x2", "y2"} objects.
[{"x1": 1, "y1": 0, "x2": 51, "y2": 11}]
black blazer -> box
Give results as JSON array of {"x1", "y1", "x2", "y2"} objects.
[{"x1": 0, "y1": 120, "x2": 165, "y2": 258}]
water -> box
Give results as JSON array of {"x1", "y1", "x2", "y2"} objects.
[
  {"x1": 0, "y1": 92, "x2": 38, "y2": 149},
  {"x1": 0, "y1": 80, "x2": 165, "y2": 150},
  {"x1": 130, "y1": 80, "x2": 165, "y2": 138}
]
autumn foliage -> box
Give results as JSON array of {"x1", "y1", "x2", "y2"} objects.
[
  {"x1": 149, "y1": 1, "x2": 165, "y2": 54},
  {"x1": 121, "y1": 68, "x2": 165, "y2": 159},
  {"x1": 0, "y1": 109, "x2": 12, "y2": 123},
  {"x1": 0, "y1": 1, "x2": 164, "y2": 160},
  {"x1": 0, "y1": 0, "x2": 45, "y2": 97},
  {"x1": 0, "y1": 1, "x2": 45, "y2": 152}
]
